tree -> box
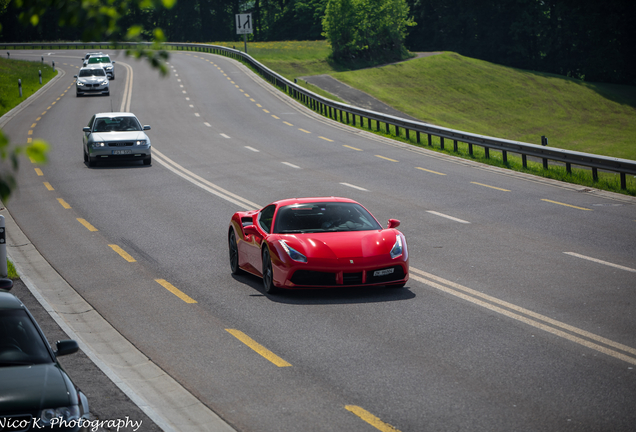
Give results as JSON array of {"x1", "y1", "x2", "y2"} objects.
[{"x1": 322, "y1": 0, "x2": 415, "y2": 63}]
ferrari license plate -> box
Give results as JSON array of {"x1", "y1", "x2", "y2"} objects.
[
  {"x1": 373, "y1": 268, "x2": 394, "y2": 277},
  {"x1": 112, "y1": 150, "x2": 132, "y2": 155}
]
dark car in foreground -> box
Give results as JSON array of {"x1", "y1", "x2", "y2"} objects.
[
  {"x1": 0, "y1": 282, "x2": 90, "y2": 431},
  {"x1": 229, "y1": 197, "x2": 409, "y2": 293},
  {"x1": 82, "y1": 112, "x2": 152, "y2": 167}
]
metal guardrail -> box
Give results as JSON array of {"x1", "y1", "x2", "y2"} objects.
[{"x1": 3, "y1": 41, "x2": 635, "y2": 190}]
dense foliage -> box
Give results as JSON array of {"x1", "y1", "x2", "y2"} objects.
[
  {"x1": 0, "y1": 0, "x2": 633, "y2": 84},
  {"x1": 322, "y1": 0, "x2": 414, "y2": 62}
]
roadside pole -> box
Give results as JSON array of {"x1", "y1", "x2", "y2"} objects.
[{"x1": 236, "y1": 13, "x2": 253, "y2": 53}]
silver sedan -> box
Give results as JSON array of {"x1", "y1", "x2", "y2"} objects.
[
  {"x1": 75, "y1": 66, "x2": 109, "y2": 97},
  {"x1": 83, "y1": 113, "x2": 151, "y2": 167}
]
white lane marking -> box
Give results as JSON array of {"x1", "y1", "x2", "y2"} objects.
[
  {"x1": 564, "y1": 252, "x2": 636, "y2": 273},
  {"x1": 152, "y1": 149, "x2": 259, "y2": 210},
  {"x1": 426, "y1": 211, "x2": 470, "y2": 224},
  {"x1": 204, "y1": 122, "x2": 211, "y2": 127},
  {"x1": 245, "y1": 146, "x2": 260, "y2": 152},
  {"x1": 282, "y1": 162, "x2": 301, "y2": 169},
  {"x1": 220, "y1": 133, "x2": 231, "y2": 139},
  {"x1": 119, "y1": 61, "x2": 133, "y2": 112},
  {"x1": 410, "y1": 267, "x2": 636, "y2": 365},
  {"x1": 340, "y1": 182, "x2": 368, "y2": 191},
  {"x1": 195, "y1": 113, "x2": 200, "y2": 117}
]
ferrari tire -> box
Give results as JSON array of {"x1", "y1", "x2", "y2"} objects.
[
  {"x1": 228, "y1": 230, "x2": 243, "y2": 275},
  {"x1": 262, "y1": 248, "x2": 278, "y2": 294}
]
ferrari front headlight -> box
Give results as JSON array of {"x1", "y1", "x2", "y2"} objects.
[
  {"x1": 390, "y1": 235, "x2": 403, "y2": 259},
  {"x1": 279, "y1": 240, "x2": 307, "y2": 263}
]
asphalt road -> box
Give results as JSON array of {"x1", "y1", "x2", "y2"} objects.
[{"x1": 2, "y1": 48, "x2": 636, "y2": 432}]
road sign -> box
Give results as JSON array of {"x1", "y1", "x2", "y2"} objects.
[{"x1": 236, "y1": 14, "x2": 253, "y2": 34}]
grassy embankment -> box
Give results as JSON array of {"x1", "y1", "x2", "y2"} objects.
[
  {"x1": 0, "y1": 57, "x2": 57, "y2": 117},
  {"x1": 212, "y1": 40, "x2": 636, "y2": 195},
  {"x1": 1, "y1": 57, "x2": 56, "y2": 278}
]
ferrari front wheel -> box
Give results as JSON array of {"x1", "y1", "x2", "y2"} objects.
[
  {"x1": 262, "y1": 248, "x2": 278, "y2": 294},
  {"x1": 228, "y1": 230, "x2": 242, "y2": 275}
]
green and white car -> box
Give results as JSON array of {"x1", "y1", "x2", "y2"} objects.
[
  {"x1": 83, "y1": 113, "x2": 152, "y2": 167},
  {"x1": 86, "y1": 54, "x2": 115, "y2": 80}
]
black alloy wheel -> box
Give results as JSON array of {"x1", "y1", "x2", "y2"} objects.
[
  {"x1": 229, "y1": 230, "x2": 242, "y2": 275},
  {"x1": 262, "y1": 248, "x2": 277, "y2": 294}
]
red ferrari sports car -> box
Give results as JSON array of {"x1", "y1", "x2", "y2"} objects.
[{"x1": 228, "y1": 197, "x2": 409, "y2": 293}]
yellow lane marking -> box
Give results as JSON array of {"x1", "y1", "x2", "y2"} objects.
[
  {"x1": 416, "y1": 167, "x2": 446, "y2": 176},
  {"x1": 345, "y1": 406, "x2": 400, "y2": 432},
  {"x1": 77, "y1": 218, "x2": 98, "y2": 232},
  {"x1": 28, "y1": 130, "x2": 33, "y2": 135},
  {"x1": 36, "y1": 117, "x2": 41, "y2": 121},
  {"x1": 271, "y1": 115, "x2": 280, "y2": 120},
  {"x1": 250, "y1": 98, "x2": 255, "y2": 102},
  {"x1": 156, "y1": 279, "x2": 197, "y2": 303},
  {"x1": 108, "y1": 244, "x2": 136, "y2": 262},
  {"x1": 471, "y1": 181, "x2": 510, "y2": 191},
  {"x1": 57, "y1": 198, "x2": 71, "y2": 209},
  {"x1": 226, "y1": 329, "x2": 292, "y2": 367},
  {"x1": 43, "y1": 182, "x2": 54, "y2": 191},
  {"x1": 27, "y1": 138, "x2": 32, "y2": 143},
  {"x1": 298, "y1": 128, "x2": 311, "y2": 134},
  {"x1": 375, "y1": 155, "x2": 398, "y2": 162},
  {"x1": 31, "y1": 123, "x2": 36, "y2": 128},
  {"x1": 541, "y1": 199, "x2": 591, "y2": 211},
  {"x1": 283, "y1": 121, "x2": 293, "y2": 126},
  {"x1": 34, "y1": 168, "x2": 43, "y2": 176},
  {"x1": 319, "y1": 136, "x2": 333, "y2": 142},
  {"x1": 263, "y1": 109, "x2": 270, "y2": 113},
  {"x1": 410, "y1": 267, "x2": 636, "y2": 365},
  {"x1": 343, "y1": 144, "x2": 362, "y2": 151}
]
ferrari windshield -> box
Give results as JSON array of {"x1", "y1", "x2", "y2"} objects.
[
  {"x1": 0, "y1": 310, "x2": 51, "y2": 366},
  {"x1": 93, "y1": 116, "x2": 142, "y2": 132},
  {"x1": 274, "y1": 202, "x2": 382, "y2": 233}
]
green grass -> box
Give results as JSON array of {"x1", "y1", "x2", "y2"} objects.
[
  {"x1": 220, "y1": 42, "x2": 636, "y2": 163},
  {"x1": 6, "y1": 259, "x2": 19, "y2": 279},
  {"x1": 0, "y1": 57, "x2": 57, "y2": 117}
]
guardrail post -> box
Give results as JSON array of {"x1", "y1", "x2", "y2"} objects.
[
  {"x1": 376, "y1": 120, "x2": 380, "y2": 132},
  {"x1": 485, "y1": 147, "x2": 490, "y2": 158},
  {"x1": 454, "y1": 140, "x2": 458, "y2": 152},
  {"x1": 440, "y1": 137, "x2": 444, "y2": 150},
  {"x1": 620, "y1": 173, "x2": 626, "y2": 189},
  {"x1": 18, "y1": 79, "x2": 22, "y2": 97},
  {"x1": 0, "y1": 215, "x2": 7, "y2": 278},
  {"x1": 416, "y1": 131, "x2": 420, "y2": 144},
  {"x1": 427, "y1": 134, "x2": 432, "y2": 146},
  {"x1": 543, "y1": 158, "x2": 548, "y2": 169},
  {"x1": 522, "y1": 154, "x2": 527, "y2": 168},
  {"x1": 396, "y1": 126, "x2": 400, "y2": 137},
  {"x1": 502, "y1": 150, "x2": 507, "y2": 163},
  {"x1": 406, "y1": 129, "x2": 410, "y2": 141},
  {"x1": 39, "y1": 70, "x2": 42, "y2": 85},
  {"x1": 468, "y1": 143, "x2": 473, "y2": 156},
  {"x1": 592, "y1": 168, "x2": 598, "y2": 181},
  {"x1": 566, "y1": 163, "x2": 571, "y2": 173}
]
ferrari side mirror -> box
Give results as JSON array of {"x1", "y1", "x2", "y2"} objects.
[{"x1": 387, "y1": 219, "x2": 400, "y2": 229}]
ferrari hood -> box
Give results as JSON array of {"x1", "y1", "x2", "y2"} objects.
[
  {"x1": 0, "y1": 363, "x2": 74, "y2": 412},
  {"x1": 283, "y1": 230, "x2": 399, "y2": 260}
]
